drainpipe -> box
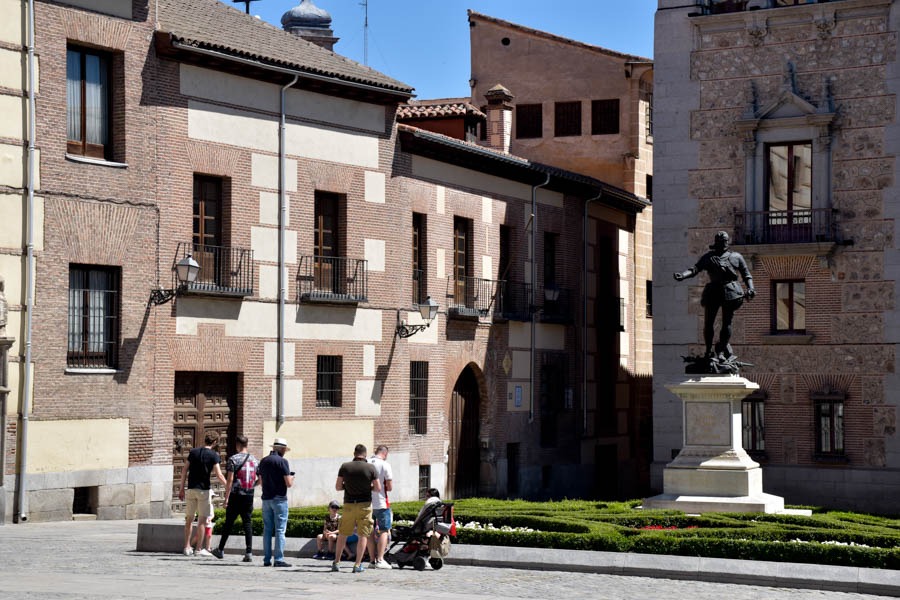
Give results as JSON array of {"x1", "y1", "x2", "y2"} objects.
[
  {"x1": 582, "y1": 191, "x2": 602, "y2": 435},
  {"x1": 528, "y1": 174, "x2": 550, "y2": 423},
  {"x1": 16, "y1": 0, "x2": 37, "y2": 523},
  {"x1": 277, "y1": 75, "x2": 298, "y2": 430}
]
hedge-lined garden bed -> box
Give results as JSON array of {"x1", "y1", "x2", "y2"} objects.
[{"x1": 214, "y1": 498, "x2": 900, "y2": 569}]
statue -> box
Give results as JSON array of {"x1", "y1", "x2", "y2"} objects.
[
  {"x1": 674, "y1": 231, "x2": 755, "y2": 373},
  {"x1": 0, "y1": 275, "x2": 7, "y2": 338}
]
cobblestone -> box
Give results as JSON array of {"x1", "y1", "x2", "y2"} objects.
[{"x1": 0, "y1": 520, "x2": 895, "y2": 599}]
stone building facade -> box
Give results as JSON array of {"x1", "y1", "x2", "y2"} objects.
[
  {"x1": 0, "y1": 0, "x2": 646, "y2": 521},
  {"x1": 468, "y1": 11, "x2": 655, "y2": 498},
  {"x1": 653, "y1": 0, "x2": 900, "y2": 512}
]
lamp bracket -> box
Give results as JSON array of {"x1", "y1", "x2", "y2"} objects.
[
  {"x1": 395, "y1": 321, "x2": 430, "y2": 339},
  {"x1": 148, "y1": 288, "x2": 178, "y2": 307}
]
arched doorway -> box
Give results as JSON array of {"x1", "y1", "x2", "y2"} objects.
[{"x1": 448, "y1": 365, "x2": 481, "y2": 498}]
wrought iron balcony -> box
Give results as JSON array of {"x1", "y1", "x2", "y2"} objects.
[
  {"x1": 733, "y1": 208, "x2": 838, "y2": 245},
  {"x1": 446, "y1": 275, "x2": 504, "y2": 319},
  {"x1": 501, "y1": 281, "x2": 532, "y2": 321},
  {"x1": 177, "y1": 242, "x2": 254, "y2": 297},
  {"x1": 700, "y1": 0, "x2": 837, "y2": 15},
  {"x1": 298, "y1": 255, "x2": 368, "y2": 304},
  {"x1": 541, "y1": 286, "x2": 573, "y2": 324}
]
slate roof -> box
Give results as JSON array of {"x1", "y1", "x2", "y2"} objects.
[
  {"x1": 468, "y1": 10, "x2": 652, "y2": 64},
  {"x1": 156, "y1": 0, "x2": 413, "y2": 95},
  {"x1": 397, "y1": 98, "x2": 486, "y2": 120}
]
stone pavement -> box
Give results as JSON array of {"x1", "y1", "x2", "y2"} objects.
[{"x1": 1, "y1": 519, "x2": 899, "y2": 599}]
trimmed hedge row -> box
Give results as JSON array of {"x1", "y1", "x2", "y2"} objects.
[{"x1": 212, "y1": 498, "x2": 900, "y2": 569}]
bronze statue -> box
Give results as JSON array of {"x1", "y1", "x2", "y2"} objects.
[{"x1": 674, "y1": 231, "x2": 755, "y2": 366}]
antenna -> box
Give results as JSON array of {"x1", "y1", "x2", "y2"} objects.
[
  {"x1": 360, "y1": 0, "x2": 369, "y2": 65},
  {"x1": 232, "y1": 0, "x2": 261, "y2": 15}
]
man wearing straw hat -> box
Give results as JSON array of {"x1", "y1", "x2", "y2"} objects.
[{"x1": 257, "y1": 437, "x2": 294, "y2": 567}]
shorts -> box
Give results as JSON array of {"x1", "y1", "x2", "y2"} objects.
[
  {"x1": 338, "y1": 501, "x2": 373, "y2": 538},
  {"x1": 184, "y1": 488, "x2": 212, "y2": 522},
  {"x1": 373, "y1": 507, "x2": 392, "y2": 532}
]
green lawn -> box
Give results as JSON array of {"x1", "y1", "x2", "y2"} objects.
[{"x1": 215, "y1": 498, "x2": 900, "y2": 569}]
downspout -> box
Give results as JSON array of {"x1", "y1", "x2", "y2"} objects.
[
  {"x1": 16, "y1": 0, "x2": 36, "y2": 523},
  {"x1": 582, "y1": 191, "x2": 602, "y2": 435},
  {"x1": 276, "y1": 75, "x2": 298, "y2": 429},
  {"x1": 529, "y1": 174, "x2": 550, "y2": 423}
]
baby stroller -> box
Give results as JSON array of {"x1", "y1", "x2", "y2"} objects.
[{"x1": 385, "y1": 500, "x2": 454, "y2": 571}]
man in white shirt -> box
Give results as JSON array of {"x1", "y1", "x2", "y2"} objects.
[{"x1": 368, "y1": 445, "x2": 393, "y2": 569}]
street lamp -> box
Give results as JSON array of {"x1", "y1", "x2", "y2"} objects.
[
  {"x1": 395, "y1": 296, "x2": 439, "y2": 338},
  {"x1": 148, "y1": 254, "x2": 201, "y2": 306}
]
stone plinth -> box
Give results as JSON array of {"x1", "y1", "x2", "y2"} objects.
[{"x1": 644, "y1": 375, "x2": 784, "y2": 514}]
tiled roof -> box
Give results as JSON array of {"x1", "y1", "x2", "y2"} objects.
[
  {"x1": 397, "y1": 98, "x2": 486, "y2": 120},
  {"x1": 156, "y1": 0, "x2": 413, "y2": 95},
  {"x1": 468, "y1": 11, "x2": 652, "y2": 64}
]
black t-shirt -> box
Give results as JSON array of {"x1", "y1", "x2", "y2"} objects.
[
  {"x1": 258, "y1": 451, "x2": 291, "y2": 500},
  {"x1": 338, "y1": 458, "x2": 377, "y2": 503},
  {"x1": 186, "y1": 447, "x2": 220, "y2": 490}
]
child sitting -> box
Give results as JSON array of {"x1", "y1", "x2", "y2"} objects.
[{"x1": 313, "y1": 500, "x2": 341, "y2": 560}]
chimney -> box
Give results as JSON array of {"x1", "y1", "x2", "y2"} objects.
[{"x1": 484, "y1": 84, "x2": 514, "y2": 154}]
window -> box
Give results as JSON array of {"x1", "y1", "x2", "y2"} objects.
[
  {"x1": 543, "y1": 232, "x2": 558, "y2": 289},
  {"x1": 554, "y1": 101, "x2": 581, "y2": 137},
  {"x1": 741, "y1": 392, "x2": 766, "y2": 456},
  {"x1": 68, "y1": 265, "x2": 119, "y2": 368},
  {"x1": 645, "y1": 280, "x2": 653, "y2": 318},
  {"x1": 316, "y1": 355, "x2": 342, "y2": 407},
  {"x1": 412, "y1": 213, "x2": 426, "y2": 304},
  {"x1": 409, "y1": 361, "x2": 428, "y2": 435},
  {"x1": 772, "y1": 280, "x2": 805, "y2": 333},
  {"x1": 418, "y1": 465, "x2": 431, "y2": 500},
  {"x1": 453, "y1": 217, "x2": 472, "y2": 307},
  {"x1": 314, "y1": 192, "x2": 342, "y2": 294},
  {"x1": 67, "y1": 46, "x2": 112, "y2": 159},
  {"x1": 498, "y1": 225, "x2": 512, "y2": 281},
  {"x1": 767, "y1": 142, "x2": 812, "y2": 216},
  {"x1": 639, "y1": 78, "x2": 653, "y2": 139},
  {"x1": 591, "y1": 99, "x2": 620, "y2": 135},
  {"x1": 193, "y1": 175, "x2": 223, "y2": 286},
  {"x1": 646, "y1": 174, "x2": 653, "y2": 201},
  {"x1": 515, "y1": 104, "x2": 542, "y2": 139},
  {"x1": 813, "y1": 390, "x2": 845, "y2": 457}
]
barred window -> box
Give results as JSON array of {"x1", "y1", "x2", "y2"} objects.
[
  {"x1": 68, "y1": 265, "x2": 119, "y2": 369},
  {"x1": 813, "y1": 390, "x2": 845, "y2": 457},
  {"x1": 316, "y1": 355, "x2": 342, "y2": 408},
  {"x1": 554, "y1": 101, "x2": 581, "y2": 137},
  {"x1": 409, "y1": 361, "x2": 428, "y2": 435},
  {"x1": 741, "y1": 392, "x2": 766, "y2": 456},
  {"x1": 515, "y1": 104, "x2": 542, "y2": 139},
  {"x1": 591, "y1": 99, "x2": 620, "y2": 135},
  {"x1": 418, "y1": 465, "x2": 431, "y2": 500}
]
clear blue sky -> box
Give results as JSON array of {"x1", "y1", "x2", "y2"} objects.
[{"x1": 224, "y1": 0, "x2": 656, "y2": 99}]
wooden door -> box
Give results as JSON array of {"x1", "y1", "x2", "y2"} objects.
[
  {"x1": 172, "y1": 372, "x2": 237, "y2": 510},
  {"x1": 314, "y1": 192, "x2": 339, "y2": 294},
  {"x1": 448, "y1": 366, "x2": 480, "y2": 499},
  {"x1": 193, "y1": 176, "x2": 222, "y2": 286},
  {"x1": 453, "y1": 217, "x2": 469, "y2": 307}
]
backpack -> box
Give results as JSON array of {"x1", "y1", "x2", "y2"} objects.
[{"x1": 233, "y1": 454, "x2": 258, "y2": 495}]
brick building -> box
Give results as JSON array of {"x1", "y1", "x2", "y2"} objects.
[
  {"x1": 653, "y1": 0, "x2": 900, "y2": 512},
  {"x1": 1, "y1": 0, "x2": 647, "y2": 522},
  {"x1": 467, "y1": 12, "x2": 655, "y2": 498}
]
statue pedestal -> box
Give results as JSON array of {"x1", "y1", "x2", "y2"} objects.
[{"x1": 644, "y1": 375, "x2": 784, "y2": 514}]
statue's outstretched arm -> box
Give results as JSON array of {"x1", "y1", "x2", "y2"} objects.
[{"x1": 673, "y1": 267, "x2": 697, "y2": 282}]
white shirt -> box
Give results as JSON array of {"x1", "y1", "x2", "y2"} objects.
[{"x1": 369, "y1": 455, "x2": 393, "y2": 510}]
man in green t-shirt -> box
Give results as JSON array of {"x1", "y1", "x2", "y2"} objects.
[{"x1": 331, "y1": 444, "x2": 381, "y2": 573}]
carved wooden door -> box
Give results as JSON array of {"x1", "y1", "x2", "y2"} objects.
[{"x1": 448, "y1": 366, "x2": 480, "y2": 499}]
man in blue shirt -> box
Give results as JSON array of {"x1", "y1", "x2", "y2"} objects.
[{"x1": 257, "y1": 437, "x2": 294, "y2": 567}]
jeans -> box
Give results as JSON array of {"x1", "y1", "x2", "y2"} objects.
[
  {"x1": 217, "y1": 493, "x2": 254, "y2": 554},
  {"x1": 262, "y1": 496, "x2": 288, "y2": 564}
]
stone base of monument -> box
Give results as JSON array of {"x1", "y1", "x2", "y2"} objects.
[{"x1": 643, "y1": 374, "x2": 786, "y2": 514}]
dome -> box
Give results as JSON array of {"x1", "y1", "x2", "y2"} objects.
[{"x1": 281, "y1": 0, "x2": 332, "y2": 30}]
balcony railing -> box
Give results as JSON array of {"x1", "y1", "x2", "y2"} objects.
[
  {"x1": 701, "y1": 0, "x2": 836, "y2": 15},
  {"x1": 501, "y1": 281, "x2": 532, "y2": 321},
  {"x1": 733, "y1": 208, "x2": 838, "y2": 245},
  {"x1": 447, "y1": 275, "x2": 504, "y2": 319},
  {"x1": 541, "y1": 286, "x2": 573, "y2": 324},
  {"x1": 178, "y1": 242, "x2": 254, "y2": 297},
  {"x1": 412, "y1": 268, "x2": 427, "y2": 305},
  {"x1": 298, "y1": 256, "x2": 368, "y2": 304}
]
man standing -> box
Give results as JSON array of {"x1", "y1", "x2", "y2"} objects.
[
  {"x1": 332, "y1": 444, "x2": 380, "y2": 573},
  {"x1": 178, "y1": 431, "x2": 227, "y2": 557},
  {"x1": 212, "y1": 434, "x2": 258, "y2": 562},
  {"x1": 257, "y1": 437, "x2": 294, "y2": 567},
  {"x1": 368, "y1": 445, "x2": 393, "y2": 569}
]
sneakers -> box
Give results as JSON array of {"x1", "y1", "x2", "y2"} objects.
[
  {"x1": 263, "y1": 562, "x2": 272, "y2": 567},
  {"x1": 211, "y1": 548, "x2": 224, "y2": 559},
  {"x1": 373, "y1": 560, "x2": 392, "y2": 570},
  {"x1": 352, "y1": 564, "x2": 366, "y2": 574},
  {"x1": 330, "y1": 562, "x2": 340, "y2": 572},
  {"x1": 242, "y1": 553, "x2": 253, "y2": 563},
  {"x1": 313, "y1": 551, "x2": 325, "y2": 560},
  {"x1": 183, "y1": 547, "x2": 194, "y2": 557},
  {"x1": 273, "y1": 561, "x2": 292, "y2": 568},
  {"x1": 196, "y1": 549, "x2": 213, "y2": 557}
]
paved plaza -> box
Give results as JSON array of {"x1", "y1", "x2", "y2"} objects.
[{"x1": 0, "y1": 520, "x2": 898, "y2": 599}]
